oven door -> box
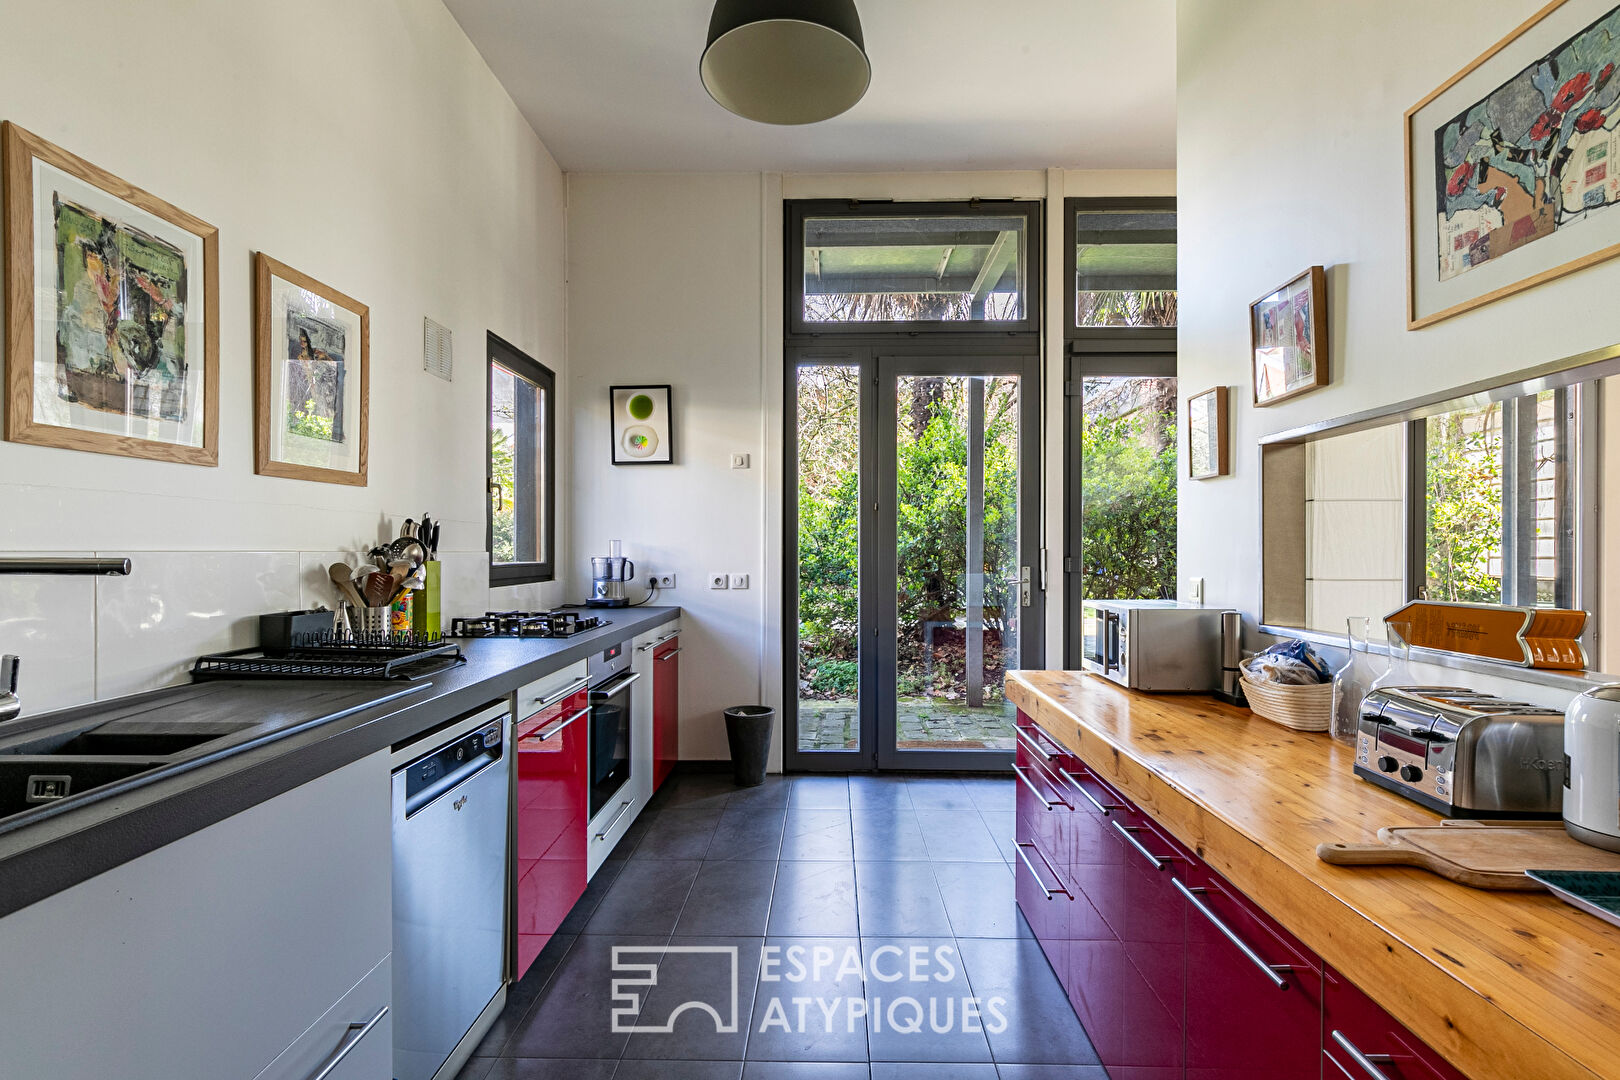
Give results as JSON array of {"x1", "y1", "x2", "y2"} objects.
[{"x1": 588, "y1": 670, "x2": 640, "y2": 818}]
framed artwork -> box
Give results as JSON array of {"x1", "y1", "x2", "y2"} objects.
[
  {"x1": 610, "y1": 384, "x2": 673, "y2": 465},
  {"x1": 253, "y1": 253, "x2": 369, "y2": 485},
  {"x1": 1407, "y1": 0, "x2": 1620, "y2": 329},
  {"x1": 1187, "y1": 386, "x2": 1229, "y2": 480},
  {"x1": 1250, "y1": 266, "x2": 1328, "y2": 407},
  {"x1": 2, "y1": 122, "x2": 219, "y2": 464}
]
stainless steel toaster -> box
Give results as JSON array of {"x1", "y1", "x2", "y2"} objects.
[{"x1": 1354, "y1": 686, "x2": 1565, "y2": 818}]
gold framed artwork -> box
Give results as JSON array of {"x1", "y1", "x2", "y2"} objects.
[
  {"x1": 253, "y1": 253, "x2": 369, "y2": 485},
  {"x1": 1250, "y1": 265, "x2": 1328, "y2": 407},
  {"x1": 1406, "y1": 0, "x2": 1620, "y2": 329},
  {"x1": 3, "y1": 122, "x2": 219, "y2": 464},
  {"x1": 1187, "y1": 385, "x2": 1229, "y2": 480}
]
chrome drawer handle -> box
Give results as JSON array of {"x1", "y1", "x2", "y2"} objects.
[
  {"x1": 1011, "y1": 764, "x2": 1069, "y2": 811},
  {"x1": 594, "y1": 798, "x2": 636, "y2": 840},
  {"x1": 1013, "y1": 840, "x2": 1072, "y2": 900},
  {"x1": 1330, "y1": 1030, "x2": 1397, "y2": 1080},
  {"x1": 1064, "y1": 770, "x2": 1122, "y2": 815},
  {"x1": 590, "y1": 671, "x2": 643, "y2": 699},
  {"x1": 1173, "y1": 879, "x2": 1292, "y2": 991},
  {"x1": 526, "y1": 706, "x2": 589, "y2": 742},
  {"x1": 1112, "y1": 820, "x2": 1170, "y2": 871},
  {"x1": 1014, "y1": 727, "x2": 1055, "y2": 761},
  {"x1": 637, "y1": 631, "x2": 680, "y2": 652},
  {"x1": 531, "y1": 676, "x2": 589, "y2": 712},
  {"x1": 306, "y1": 1005, "x2": 387, "y2": 1080},
  {"x1": 656, "y1": 647, "x2": 683, "y2": 661}
]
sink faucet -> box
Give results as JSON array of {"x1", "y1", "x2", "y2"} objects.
[{"x1": 0, "y1": 556, "x2": 133, "y2": 724}]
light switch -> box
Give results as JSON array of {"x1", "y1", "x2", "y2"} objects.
[
  {"x1": 731, "y1": 453, "x2": 751, "y2": 469},
  {"x1": 729, "y1": 573, "x2": 749, "y2": 590}
]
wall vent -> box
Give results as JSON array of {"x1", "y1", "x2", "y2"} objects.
[{"x1": 423, "y1": 317, "x2": 453, "y2": 381}]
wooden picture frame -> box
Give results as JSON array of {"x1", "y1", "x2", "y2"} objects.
[
  {"x1": 3, "y1": 122, "x2": 219, "y2": 464},
  {"x1": 253, "y1": 253, "x2": 369, "y2": 485},
  {"x1": 1250, "y1": 265, "x2": 1328, "y2": 407},
  {"x1": 609, "y1": 384, "x2": 673, "y2": 465},
  {"x1": 1405, "y1": 0, "x2": 1620, "y2": 329},
  {"x1": 1187, "y1": 385, "x2": 1229, "y2": 480}
]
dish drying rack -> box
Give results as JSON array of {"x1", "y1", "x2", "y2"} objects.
[{"x1": 192, "y1": 629, "x2": 465, "y2": 681}]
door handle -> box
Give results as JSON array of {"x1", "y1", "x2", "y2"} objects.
[
  {"x1": 590, "y1": 671, "x2": 643, "y2": 699},
  {"x1": 1173, "y1": 879, "x2": 1292, "y2": 990},
  {"x1": 1009, "y1": 566, "x2": 1031, "y2": 607},
  {"x1": 1328, "y1": 1030, "x2": 1397, "y2": 1080},
  {"x1": 305, "y1": 1005, "x2": 387, "y2": 1080},
  {"x1": 525, "y1": 707, "x2": 590, "y2": 742}
]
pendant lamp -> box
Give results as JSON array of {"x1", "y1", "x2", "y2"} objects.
[{"x1": 700, "y1": 0, "x2": 870, "y2": 125}]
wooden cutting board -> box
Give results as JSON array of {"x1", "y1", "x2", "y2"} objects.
[{"x1": 1317, "y1": 822, "x2": 1620, "y2": 891}]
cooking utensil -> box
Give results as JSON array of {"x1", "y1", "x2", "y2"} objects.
[
  {"x1": 328, "y1": 563, "x2": 368, "y2": 610},
  {"x1": 363, "y1": 571, "x2": 396, "y2": 608},
  {"x1": 1316, "y1": 822, "x2": 1620, "y2": 890},
  {"x1": 400, "y1": 518, "x2": 416, "y2": 540},
  {"x1": 386, "y1": 537, "x2": 428, "y2": 566}
]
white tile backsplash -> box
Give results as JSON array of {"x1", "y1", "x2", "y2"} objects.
[{"x1": 0, "y1": 552, "x2": 98, "y2": 714}]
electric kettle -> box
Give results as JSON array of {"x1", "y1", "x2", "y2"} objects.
[{"x1": 1563, "y1": 685, "x2": 1620, "y2": 852}]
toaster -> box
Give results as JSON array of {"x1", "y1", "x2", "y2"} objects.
[{"x1": 1354, "y1": 687, "x2": 1565, "y2": 818}]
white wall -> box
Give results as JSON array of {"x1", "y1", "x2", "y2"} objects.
[
  {"x1": 0, "y1": 0, "x2": 568, "y2": 710},
  {"x1": 1177, "y1": 0, "x2": 1620, "y2": 653}
]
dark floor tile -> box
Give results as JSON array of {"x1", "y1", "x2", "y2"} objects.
[
  {"x1": 710, "y1": 805, "x2": 788, "y2": 860},
  {"x1": 507, "y1": 934, "x2": 667, "y2": 1059},
  {"x1": 676, "y1": 859, "x2": 778, "y2": 936},
  {"x1": 914, "y1": 811, "x2": 1004, "y2": 863},
  {"x1": 782, "y1": 808, "x2": 855, "y2": 860},
  {"x1": 932, "y1": 862, "x2": 1028, "y2": 940},
  {"x1": 558, "y1": 861, "x2": 626, "y2": 934},
  {"x1": 960, "y1": 778, "x2": 1014, "y2": 814},
  {"x1": 452, "y1": 1057, "x2": 495, "y2": 1080},
  {"x1": 848, "y1": 775, "x2": 912, "y2": 809},
  {"x1": 742, "y1": 1064, "x2": 870, "y2": 1079},
  {"x1": 859, "y1": 938, "x2": 991, "y2": 1062},
  {"x1": 727, "y1": 775, "x2": 793, "y2": 809},
  {"x1": 622, "y1": 937, "x2": 765, "y2": 1061},
  {"x1": 616, "y1": 1061, "x2": 744, "y2": 1079},
  {"x1": 660, "y1": 773, "x2": 745, "y2": 810},
  {"x1": 854, "y1": 861, "x2": 952, "y2": 936},
  {"x1": 748, "y1": 938, "x2": 868, "y2": 1062},
  {"x1": 993, "y1": 1066, "x2": 1107, "y2": 1079},
  {"x1": 904, "y1": 778, "x2": 978, "y2": 811},
  {"x1": 791, "y1": 776, "x2": 852, "y2": 809},
  {"x1": 483, "y1": 1060, "x2": 618, "y2": 1079},
  {"x1": 471, "y1": 933, "x2": 579, "y2": 1055},
  {"x1": 953, "y1": 938, "x2": 1099, "y2": 1066},
  {"x1": 872, "y1": 1064, "x2": 997, "y2": 1079},
  {"x1": 768, "y1": 861, "x2": 859, "y2": 936},
  {"x1": 631, "y1": 807, "x2": 723, "y2": 860},
  {"x1": 583, "y1": 859, "x2": 702, "y2": 935},
  {"x1": 851, "y1": 809, "x2": 930, "y2": 862},
  {"x1": 605, "y1": 808, "x2": 658, "y2": 861}
]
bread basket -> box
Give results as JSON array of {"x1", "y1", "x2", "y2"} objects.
[{"x1": 1239, "y1": 676, "x2": 1332, "y2": 733}]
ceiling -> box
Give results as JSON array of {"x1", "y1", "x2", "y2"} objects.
[{"x1": 443, "y1": 0, "x2": 1176, "y2": 173}]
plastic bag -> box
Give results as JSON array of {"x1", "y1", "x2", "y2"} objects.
[{"x1": 1240, "y1": 639, "x2": 1332, "y2": 685}]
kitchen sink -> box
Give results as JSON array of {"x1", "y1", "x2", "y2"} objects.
[
  {"x1": 0, "y1": 758, "x2": 169, "y2": 820},
  {"x1": 1, "y1": 721, "x2": 251, "y2": 759}
]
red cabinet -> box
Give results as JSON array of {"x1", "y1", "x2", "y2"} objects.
[
  {"x1": 512, "y1": 685, "x2": 590, "y2": 978},
  {"x1": 1324, "y1": 965, "x2": 1468, "y2": 1080},
  {"x1": 652, "y1": 634, "x2": 680, "y2": 792}
]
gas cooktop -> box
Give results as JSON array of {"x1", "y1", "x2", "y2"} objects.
[{"x1": 447, "y1": 610, "x2": 609, "y2": 639}]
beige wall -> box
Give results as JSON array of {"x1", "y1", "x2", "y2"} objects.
[{"x1": 1303, "y1": 426, "x2": 1405, "y2": 637}]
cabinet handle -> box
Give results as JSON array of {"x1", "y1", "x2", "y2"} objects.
[
  {"x1": 1013, "y1": 840, "x2": 1072, "y2": 900},
  {"x1": 532, "y1": 677, "x2": 589, "y2": 712},
  {"x1": 1011, "y1": 764, "x2": 1069, "y2": 811},
  {"x1": 1173, "y1": 879, "x2": 1292, "y2": 991},
  {"x1": 590, "y1": 671, "x2": 643, "y2": 699},
  {"x1": 306, "y1": 1005, "x2": 387, "y2": 1080},
  {"x1": 656, "y1": 647, "x2": 683, "y2": 661},
  {"x1": 1112, "y1": 820, "x2": 1171, "y2": 871},
  {"x1": 526, "y1": 707, "x2": 589, "y2": 742},
  {"x1": 637, "y1": 631, "x2": 680, "y2": 652},
  {"x1": 1329, "y1": 1030, "x2": 1398, "y2": 1080},
  {"x1": 1066, "y1": 771, "x2": 1122, "y2": 815},
  {"x1": 1014, "y1": 727, "x2": 1055, "y2": 762},
  {"x1": 595, "y1": 798, "x2": 636, "y2": 840}
]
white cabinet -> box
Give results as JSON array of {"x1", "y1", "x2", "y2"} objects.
[{"x1": 0, "y1": 750, "x2": 393, "y2": 1080}]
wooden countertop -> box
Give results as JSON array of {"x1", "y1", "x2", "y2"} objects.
[{"x1": 1006, "y1": 670, "x2": 1620, "y2": 1080}]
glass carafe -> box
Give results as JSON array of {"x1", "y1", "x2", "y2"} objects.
[
  {"x1": 1330, "y1": 617, "x2": 1376, "y2": 743},
  {"x1": 1371, "y1": 619, "x2": 1417, "y2": 691}
]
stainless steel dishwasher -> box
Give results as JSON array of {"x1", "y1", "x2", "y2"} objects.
[{"x1": 392, "y1": 701, "x2": 510, "y2": 1080}]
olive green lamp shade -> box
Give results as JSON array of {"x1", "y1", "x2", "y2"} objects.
[{"x1": 700, "y1": 0, "x2": 870, "y2": 125}]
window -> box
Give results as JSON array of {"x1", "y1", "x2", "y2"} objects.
[
  {"x1": 1065, "y1": 198, "x2": 1177, "y2": 333},
  {"x1": 788, "y1": 201, "x2": 1041, "y2": 334},
  {"x1": 488, "y1": 334, "x2": 554, "y2": 586},
  {"x1": 1077, "y1": 371, "x2": 1178, "y2": 601}
]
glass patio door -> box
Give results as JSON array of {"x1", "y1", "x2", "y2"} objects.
[{"x1": 786, "y1": 350, "x2": 1041, "y2": 772}]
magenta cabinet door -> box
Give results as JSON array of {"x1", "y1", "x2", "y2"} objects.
[
  {"x1": 1111, "y1": 812, "x2": 1189, "y2": 1076},
  {"x1": 1056, "y1": 754, "x2": 1131, "y2": 1068},
  {"x1": 1183, "y1": 863, "x2": 1323, "y2": 1080},
  {"x1": 513, "y1": 688, "x2": 590, "y2": 979},
  {"x1": 652, "y1": 638, "x2": 679, "y2": 792},
  {"x1": 1323, "y1": 965, "x2": 1470, "y2": 1080},
  {"x1": 1014, "y1": 725, "x2": 1074, "y2": 982}
]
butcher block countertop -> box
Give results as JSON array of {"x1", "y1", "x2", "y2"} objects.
[{"x1": 1006, "y1": 669, "x2": 1620, "y2": 1080}]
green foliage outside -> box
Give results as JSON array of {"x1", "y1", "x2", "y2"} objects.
[
  {"x1": 1078, "y1": 380, "x2": 1178, "y2": 600},
  {"x1": 491, "y1": 426, "x2": 516, "y2": 564},
  {"x1": 1425, "y1": 408, "x2": 1504, "y2": 603},
  {"x1": 287, "y1": 399, "x2": 334, "y2": 441}
]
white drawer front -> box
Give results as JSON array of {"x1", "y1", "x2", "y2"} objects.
[{"x1": 255, "y1": 955, "x2": 392, "y2": 1080}]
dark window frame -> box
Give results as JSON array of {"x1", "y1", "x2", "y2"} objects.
[
  {"x1": 786, "y1": 199, "x2": 1043, "y2": 337},
  {"x1": 1063, "y1": 195, "x2": 1177, "y2": 346},
  {"x1": 487, "y1": 332, "x2": 556, "y2": 587}
]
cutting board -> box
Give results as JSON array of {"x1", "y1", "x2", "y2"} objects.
[{"x1": 1317, "y1": 822, "x2": 1620, "y2": 891}]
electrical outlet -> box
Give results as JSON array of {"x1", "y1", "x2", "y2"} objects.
[
  {"x1": 1186, "y1": 577, "x2": 1204, "y2": 605},
  {"x1": 729, "y1": 573, "x2": 749, "y2": 590},
  {"x1": 709, "y1": 573, "x2": 729, "y2": 590},
  {"x1": 731, "y1": 452, "x2": 751, "y2": 469},
  {"x1": 654, "y1": 573, "x2": 676, "y2": 589}
]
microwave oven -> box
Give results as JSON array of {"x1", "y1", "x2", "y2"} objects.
[{"x1": 1081, "y1": 599, "x2": 1224, "y2": 692}]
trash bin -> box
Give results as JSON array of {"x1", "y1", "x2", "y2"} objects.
[{"x1": 723, "y1": 705, "x2": 775, "y2": 787}]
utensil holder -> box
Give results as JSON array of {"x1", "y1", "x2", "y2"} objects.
[{"x1": 347, "y1": 605, "x2": 392, "y2": 637}]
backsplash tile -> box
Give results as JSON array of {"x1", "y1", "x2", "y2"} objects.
[{"x1": 0, "y1": 552, "x2": 97, "y2": 714}]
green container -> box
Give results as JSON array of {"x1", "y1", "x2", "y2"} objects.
[{"x1": 413, "y1": 560, "x2": 442, "y2": 638}]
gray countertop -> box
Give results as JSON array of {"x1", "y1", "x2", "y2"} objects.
[{"x1": 0, "y1": 605, "x2": 681, "y2": 919}]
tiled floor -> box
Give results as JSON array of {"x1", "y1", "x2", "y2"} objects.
[{"x1": 456, "y1": 772, "x2": 1104, "y2": 1080}]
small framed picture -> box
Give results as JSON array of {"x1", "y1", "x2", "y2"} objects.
[
  {"x1": 253, "y1": 253, "x2": 369, "y2": 485},
  {"x1": 610, "y1": 384, "x2": 673, "y2": 465},
  {"x1": 1250, "y1": 265, "x2": 1328, "y2": 407},
  {"x1": 1187, "y1": 386, "x2": 1229, "y2": 480},
  {"x1": 3, "y1": 122, "x2": 219, "y2": 464}
]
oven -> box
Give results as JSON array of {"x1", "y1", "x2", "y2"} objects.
[{"x1": 587, "y1": 640, "x2": 638, "y2": 820}]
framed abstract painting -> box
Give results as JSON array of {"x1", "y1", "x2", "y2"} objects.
[
  {"x1": 253, "y1": 253, "x2": 369, "y2": 485},
  {"x1": 2, "y1": 122, "x2": 219, "y2": 464},
  {"x1": 1187, "y1": 385, "x2": 1229, "y2": 480},
  {"x1": 610, "y1": 384, "x2": 673, "y2": 465},
  {"x1": 1407, "y1": 0, "x2": 1620, "y2": 328},
  {"x1": 1250, "y1": 266, "x2": 1328, "y2": 407}
]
